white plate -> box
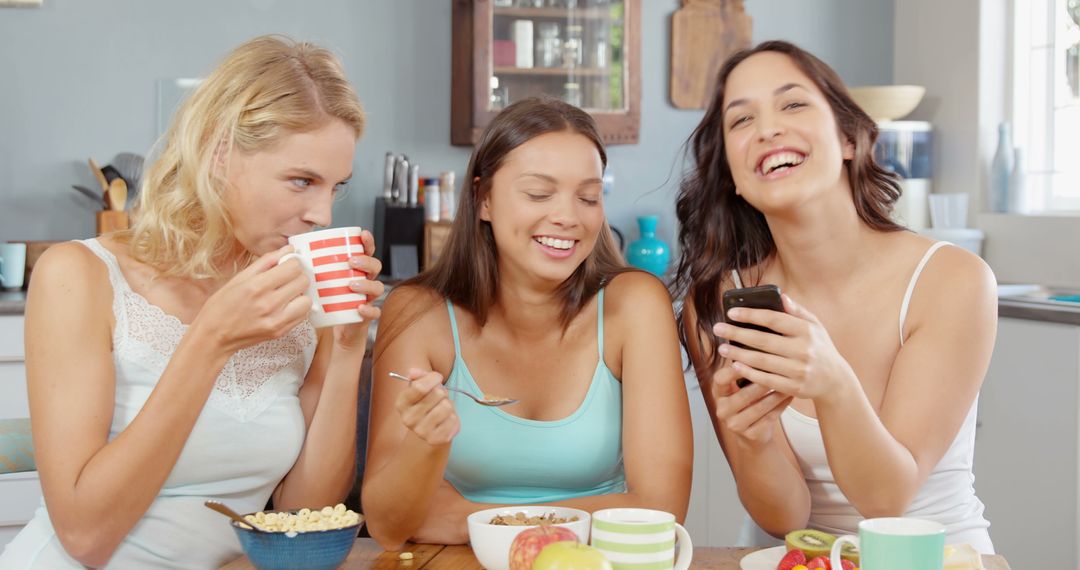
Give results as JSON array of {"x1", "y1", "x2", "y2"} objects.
[{"x1": 739, "y1": 546, "x2": 787, "y2": 570}]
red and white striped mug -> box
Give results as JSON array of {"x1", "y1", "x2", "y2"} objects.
[{"x1": 277, "y1": 226, "x2": 367, "y2": 328}]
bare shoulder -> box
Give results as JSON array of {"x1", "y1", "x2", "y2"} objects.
[
  {"x1": 904, "y1": 237, "x2": 997, "y2": 337},
  {"x1": 30, "y1": 241, "x2": 110, "y2": 298},
  {"x1": 917, "y1": 240, "x2": 996, "y2": 304},
  {"x1": 604, "y1": 270, "x2": 673, "y2": 317},
  {"x1": 380, "y1": 284, "x2": 447, "y2": 325},
  {"x1": 374, "y1": 283, "x2": 453, "y2": 362},
  {"x1": 25, "y1": 242, "x2": 113, "y2": 344}
]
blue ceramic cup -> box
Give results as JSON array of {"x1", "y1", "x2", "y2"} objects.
[
  {"x1": 0, "y1": 243, "x2": 26, "y2": 291},
  {"x1": 830, "y1": 517, "x2": 945, "y2": 570}
]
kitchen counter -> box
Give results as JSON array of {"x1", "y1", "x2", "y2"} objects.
[
  {"x1": 998, "y1": 285, "x2": 1080, "y2": 326},
  {"x1": 0, "y1": 291, "x2": 26, "y2": 315},
  {"x1": 0, "y1": 278, "x2": 397, "y2": 317}
]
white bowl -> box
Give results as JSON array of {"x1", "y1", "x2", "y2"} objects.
[
  {"x1": 848, "y1": 85, "x2": 926, "y2": 122},
  {"x1": 467, "y1": 506, "x2": 591, "y2": 570}
]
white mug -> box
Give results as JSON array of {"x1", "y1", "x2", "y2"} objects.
[
  {"x1": 0, "y1": 243, "x2": 27, "y2": 291},
  {"x1": 591, "y1": 508, "x2": 692, "y2": 570},
  {"x1": 277, "y1": 226, "x2": 367, "y2": 328}
]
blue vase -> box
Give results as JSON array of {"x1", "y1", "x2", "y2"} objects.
[{"x1": 626, "y1": 215, "x2": 670, "y2": 277}]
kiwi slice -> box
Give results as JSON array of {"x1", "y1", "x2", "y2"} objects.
[
  {"x1": 784, "y1": 529, "x2": 837, "y2": 559},
  {"x1": 840, "y1": 541, "x2": 859, "y2": 564}
]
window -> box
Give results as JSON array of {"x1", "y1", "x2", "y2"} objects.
[{"x1": 1012, "y1": 0, "x2": 1080, "y2": 212}]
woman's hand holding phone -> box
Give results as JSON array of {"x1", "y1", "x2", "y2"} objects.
[
  {"x1": 706, "y1": 362, "x2": 792, "y2": 447},
  {"x1": 714, "y1": 293, "x2": 858, "y2": 404}
]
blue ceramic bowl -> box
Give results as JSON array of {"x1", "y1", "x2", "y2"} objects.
[{"x1": 231, "y1": 514, "x2": 362, "y2": 570}]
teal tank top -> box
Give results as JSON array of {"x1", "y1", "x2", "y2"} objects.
[{"x1": 443, "y1": 289, "x2": 626, "y2": 504}]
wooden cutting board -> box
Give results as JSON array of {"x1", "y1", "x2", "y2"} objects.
[{"x1": 671, "y1": 0, "x2": 753, "y2": 109}]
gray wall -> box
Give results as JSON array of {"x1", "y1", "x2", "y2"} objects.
[{"x1": 0, "y1": 0, "x2": 893, "y2": 250}]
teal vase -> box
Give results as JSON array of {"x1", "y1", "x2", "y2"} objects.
[{"x1": 626, "y1": 215, "x2": 670, "y2": 277}]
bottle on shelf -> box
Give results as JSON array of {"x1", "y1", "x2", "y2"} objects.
[
  {"x1": 1008, "y1": 147, "x2": 1026, "y2": 214},
  {"x1": 513, "y1": 20, "x2": 534, "y2": 68},
  {"x1": 563, "y1": 24, "x2": 583, "y2": 68},
  {"x1": 424, "y1": 178, "x2": 441, "y2": 222},
  {"x1": 536, "y1": 22, "x2": 562, "y2": 68},
  {"x1": 988, "y1": 122, "x2": 1014, "y2": 213},
  {"x1": 564, "y1": 82, "x2": 582, "y2": 107}
]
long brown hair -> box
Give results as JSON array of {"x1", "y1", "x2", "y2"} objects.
[
  {"x1": 672, "y1": 40, "x2": 905, "y2": 370},
  {"x1": 398, "y1": 97, "x2": 628, "y2": 335}
]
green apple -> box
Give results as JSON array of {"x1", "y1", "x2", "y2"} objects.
[{"x1": 531, "y1": 541, "x2": 613, "y2": 570}]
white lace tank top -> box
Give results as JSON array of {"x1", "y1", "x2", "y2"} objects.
[
  {"x1": 0, "y1": 239, "x2": 317, "y2": 569},
  {"x1": 734, "y1": 242, "x2": 993, "y2": 553}
]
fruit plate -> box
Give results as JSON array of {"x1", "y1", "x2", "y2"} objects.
[{"x1": 740, "y1": 546, "x2": 787, "y2": 570}]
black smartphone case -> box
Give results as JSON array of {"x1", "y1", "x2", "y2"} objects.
[{"x1": 721, "y1": 285, "x2": 784, "y2": 388}]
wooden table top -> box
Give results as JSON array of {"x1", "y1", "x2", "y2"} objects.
[{"x1": 222, "y1": 537, "x2": 1012, "y2": 569}]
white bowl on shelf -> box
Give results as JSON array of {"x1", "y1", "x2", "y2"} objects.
[{"x1": 849, "y1": 85, "x2": 926, "y2": 122}]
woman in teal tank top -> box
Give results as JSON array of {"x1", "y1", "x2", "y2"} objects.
[{"x1": 362, "y1": 98, "x2": 693, "y2": 550}]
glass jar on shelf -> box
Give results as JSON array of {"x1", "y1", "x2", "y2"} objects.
[
  {"x1": 563, "y1": 24, "x2": 584, "y2": 68},
  {"x1": 490, "y1": 76, "x2": 509, "y2": 110},
  {"x1": 536, "y1": 22, "x2": 562, "y2": 68},
  {"x1": 564, "y1": 82, "x2": 583, "y2": 107},
  {"x1": 592, "y1": 25, "x2": 609, "y2": 68}
]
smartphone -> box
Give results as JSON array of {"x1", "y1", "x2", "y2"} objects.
[{"x1": 721, "y1": 285, "x2": 785, "y2": 388}]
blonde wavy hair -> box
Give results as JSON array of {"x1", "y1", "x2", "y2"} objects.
[{"x1": 124, "y1": 35, "x2": 365, "y2": 279}]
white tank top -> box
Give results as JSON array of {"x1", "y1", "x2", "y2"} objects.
[
  {"x1": 0, "y1": 239, "x2": 317, "y2": 569},
  {"x1": 733, "y1": 242, "x2": 994, "y2": 553}
]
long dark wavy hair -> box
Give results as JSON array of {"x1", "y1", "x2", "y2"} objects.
[
  {"x1": 672, "y1": 40, "x2": 905, "y2": 371},
  {"x1": 383, "y1": 97, "x2": 628, "y2": 347}
]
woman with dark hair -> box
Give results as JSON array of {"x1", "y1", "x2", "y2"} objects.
[
  {"x1": 363, "y1": 97, "x2": 692, "y2": 549},
  {"x1": 674, "y1": 41, "x2": 995, "y2": 552}
]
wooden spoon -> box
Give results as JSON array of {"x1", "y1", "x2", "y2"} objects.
[
  {"x1": 108, "y1": 178, "x2": 128, "y2": 211},
  {"x1": 204, "y1": 500, "x2": 266, "y2": 533},
  {"x1": 88, "y1": 158, "x2": 110, "y2": 194}
]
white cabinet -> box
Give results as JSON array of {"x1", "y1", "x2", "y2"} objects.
[
  {"x1": 681, "y1": 350, "x2": 751, "y2": 547},
  {"x1": 0, "y1": 314, "x2": 41, "y2": 547},
  {"x1": 974, "y1": 317, "x2": 1080, "y2": 569}
]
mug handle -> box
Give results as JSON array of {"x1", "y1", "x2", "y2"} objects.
[
  {"x1": 831, "y1": 535, "x2": 858, "y2": 570},
  {"x1": 277, "y1": 252, "x2": 323, "y2": 315},
  {"x1": 673, "y1": 523, "x2": 693, "y2": 570}
]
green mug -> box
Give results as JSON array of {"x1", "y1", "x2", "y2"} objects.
[{"x1": 830, "y1": 517, "x2": 945, "y2": 570}]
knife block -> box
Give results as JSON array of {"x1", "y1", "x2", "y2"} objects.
[{"x1": 96, "y1": 211, "x2": 129, "y2": 236}]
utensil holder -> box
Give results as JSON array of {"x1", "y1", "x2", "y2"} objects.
[{"x1": 96, "y1": 211, "x2": 130, "y2": 236}]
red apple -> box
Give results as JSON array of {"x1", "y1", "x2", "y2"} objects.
[
  {"x1": 509, "y1": 525, "x2": 579, "y2": 570},
  {"x1": 532, "y1": 541, "x2": 612, "y2": 570}
]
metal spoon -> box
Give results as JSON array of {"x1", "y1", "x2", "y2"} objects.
[
  {"x1": 204, "y1": 500, "x2": 266, "y2": 533},
  {"x1": 387, "y1": 371, "x2": 518, "y2": 407}
]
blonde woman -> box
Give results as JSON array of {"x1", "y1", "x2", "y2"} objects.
[{"x1": 0, "y1": 36, "x2": 383, "y2": 569}]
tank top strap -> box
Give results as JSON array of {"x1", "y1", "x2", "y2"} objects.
[
  {"x1": 76, "y1": 238, "x2": 132, "y2": 294},
  {"x1": 730, "y1": 269, "x2": 744, "y2": 289},
  {"x1": 596, "y1": 288, "x2": 605, "y2": 359},
  {"x1": 445, "y1": 299, "x2": 463, "y2": 358},
  {"x1": 898, "y1": 241, "x2": 951, "y2": 346}
]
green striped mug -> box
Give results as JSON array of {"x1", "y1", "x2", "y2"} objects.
[{"x1": 590, "y1": 508, "x2": 692, "y2": 570}]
